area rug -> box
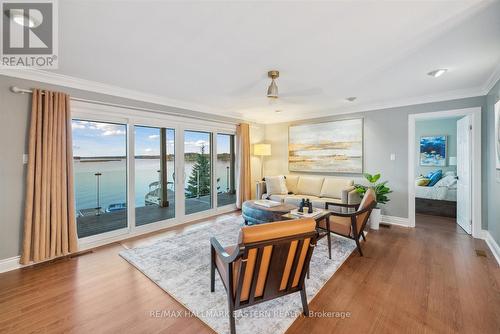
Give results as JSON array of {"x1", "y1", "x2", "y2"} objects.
[{"x1": 119, "y1": 215, "x2": 356, "y2": 334}]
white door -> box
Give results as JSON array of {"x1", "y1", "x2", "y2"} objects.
[{"x1": 456, "y1": 116, "x2": 472, "y2": 234}]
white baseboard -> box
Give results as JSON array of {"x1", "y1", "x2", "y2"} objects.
[
  {"x1": 0, "y1": 207, "x2": 238, "y2": 274},
  {"x1": 0, "y1": 256, "x2": 21, "y2": 273},
  {"x1": 482, "y1": 230, "x2": 500, "y2": 266},
  {"x1": 381, "y1": 215, "x2": 410, "y2": 227}
]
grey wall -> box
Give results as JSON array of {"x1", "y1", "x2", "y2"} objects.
[
  {"x1": 485, "y1": 78, "x2": 500, "y2": 245},
  {"x1": 415, "y1": 117, "x2": 460, "y2": 177},
  {"x1": 263, "y1": 96, "x2": 486, "y2": 219},
  {"x1": 0, "y1": 74, "x2": 242, "y2": 260}
]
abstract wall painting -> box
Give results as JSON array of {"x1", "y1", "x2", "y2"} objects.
[
  {"x1": 420, "y1": 135, "x2": 447, "y2": 167},
  {"x1": 288, "y1": 119, "x2": 363, "y2": 173}
]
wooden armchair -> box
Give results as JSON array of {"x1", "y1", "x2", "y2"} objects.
[
  {"x1": 322, "y1": 188, "x2": 377, "y2": 256},
  {"x1": 210, "y1": 218, "x2": 318, "y2": 334}
]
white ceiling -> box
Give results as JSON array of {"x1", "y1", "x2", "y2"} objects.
[{"x1": 51, "y1": 1, "x2": 500, "y2": 123}]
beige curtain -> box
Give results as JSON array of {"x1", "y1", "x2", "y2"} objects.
[
  {"x1": 21, "y1": 89, "x2": 78, "y2": 265},
  {"x1": 236, "y1": 123, "x2": 251, "y2": 208}
]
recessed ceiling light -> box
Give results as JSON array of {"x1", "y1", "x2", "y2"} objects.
[
  {"x1": 345, "y1": 97, "x2": 357, "y2": 102},
  {"x1": 427, "y1": 69, "x2": 448, "y2": 78},
  {"x1": 275, "y1": 110, "x2": 282, "y2": 113}
]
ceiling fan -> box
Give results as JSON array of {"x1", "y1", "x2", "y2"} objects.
[
  {"x1": 267, "y1": 70, "x2": 279, "y2": 99},
  {"x1": 228, "y1": 69, "x2": 323, "y2": 104}
]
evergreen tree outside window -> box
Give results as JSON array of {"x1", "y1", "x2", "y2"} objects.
[
  {"x1": 186, "y1": 144, "x2": 211, "y2": 198},
  {"x1": 184, "y1": 131, "x2": 212, "y2": 214}
]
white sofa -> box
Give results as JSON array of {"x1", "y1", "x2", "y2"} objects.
[{"x1": 256, "y1": 175, "x2": 361, "y2": 209}]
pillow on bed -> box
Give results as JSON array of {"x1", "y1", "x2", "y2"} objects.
[
  {"x1": 428, "y1": 170, "x2": 443, "y2": 187},
  {"x1": 264, "y1": 175, "x2": 288, "y2": 195},
  {"x1": 415, "y1": 177, "x2": 431, "y2": 186},
  {"x1": 434, "y1": 174, "x2": 457, "y2": 188}
]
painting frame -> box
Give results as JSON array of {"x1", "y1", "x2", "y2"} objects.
[
  {"x1": 419, "y1": 135, "x2": 447, "y2": 167},
  {"x1": 495, "y1": 100, "x2": 500, "y2": 169},
  {"x1": 288, "y1": 118, "x2": 364, "y2": 174}
]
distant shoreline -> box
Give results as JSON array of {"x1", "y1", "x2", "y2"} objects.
[{"x1": 74, "y1": 153, "x2": 232, "y2": 163}]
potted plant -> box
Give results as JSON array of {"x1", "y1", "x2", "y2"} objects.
[{"x1": 354, "y1": 173, "x2": 392, "y2": 230}]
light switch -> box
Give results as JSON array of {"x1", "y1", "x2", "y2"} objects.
[
  {"x1": 390, "y1": 153, "x2": 396, "y2": 161},
  {"x1": 23, "y1": 154, "x2": 28, "y2": 164}
]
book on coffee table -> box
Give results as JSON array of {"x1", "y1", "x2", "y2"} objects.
[
  {"x1": 289, "y1": 208, "x2": 325, "y2": 218},
  {"x1": 254, "y1": 200, "x2": 282, "y2": 208}
]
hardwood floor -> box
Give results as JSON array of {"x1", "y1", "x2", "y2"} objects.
[{"x1": 0, "y1": 213, "x2": 499, "y2": 334}]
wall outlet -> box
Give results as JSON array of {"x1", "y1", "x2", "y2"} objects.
[
  {"x1": 390, "y1": 153, "x2": 396, "y2": 161},
  {"x1": 23, "y1": 154, "x2": 28, "y2": 164}
]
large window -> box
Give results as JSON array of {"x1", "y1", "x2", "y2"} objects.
[
  {"x1": 72, "y1": 120, "x2": 128, "y2": 238},
  {"x1": 184, "y1": 130, "x2": 212, "y2": 214},
  {"x1": 135, "y1": 126, "x2": 175, "y2": 226},
  {"x1": 71, "y1": 110, "x2": 237, "y2": 242},
  {"x1": 217, "y1": 134, "x2": 236, "y2": 207}
]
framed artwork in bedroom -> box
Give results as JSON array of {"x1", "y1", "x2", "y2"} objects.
[
  {"x1": 495, "y1": 100, "x2": 500, "y2": 169},
  {"x1": 288, "y1": 118, "x2": 363, "y2": 173},
  {"x1": 420, "y1": 135, "x2": 447, "y2": 167}
]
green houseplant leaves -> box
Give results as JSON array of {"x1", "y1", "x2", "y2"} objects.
[{"x1": 355, "y1": 173, "x2": 392, "y2": 207}]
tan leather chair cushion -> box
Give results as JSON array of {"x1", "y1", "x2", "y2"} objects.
[
  {"x1": 240, "y1": 218, "x2": 315, "y2": 243},
  {"x1": 359, "y1": 188, "x2": 376, "y2": 210},
  {"x1": 236, "y1": 219, "x2": 316, "y2": 301},
  {"x1": 319, "y1": 215, "x2": 352, "y2": 236}
]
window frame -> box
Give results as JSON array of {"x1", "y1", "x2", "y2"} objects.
[{"x1": 71, "y1": 100, "x2": 237, "y2": 249}]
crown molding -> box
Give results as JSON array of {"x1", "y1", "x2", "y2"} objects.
[
  {"x1": 0, "y1": 68, "x2": 491, "y2": 125},
  {"x1": 0, "y1": 69, "x2": 244, "y2": 120},
  {"x1": 481, "y1": 61, "x2": 500, "y2": 95},
  {"x1": 255, "y1": 85, "x2": 486, "y2": 124}
]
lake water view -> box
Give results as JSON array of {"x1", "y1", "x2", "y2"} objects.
[{"x1": 74, "y1": 158, "x2": 232, "y2": 212}]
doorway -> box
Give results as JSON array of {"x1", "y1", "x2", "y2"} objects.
[{"x1": 408, "y1": 107, "x2": 482, "y2": 237}]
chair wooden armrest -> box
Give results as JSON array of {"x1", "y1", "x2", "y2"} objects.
[
  {"x1": 210, "y1": 237, "x2": 242, "y2": 264},
  {"x1": 328, "y1": 205, "x2": 373, "y2": 218}
]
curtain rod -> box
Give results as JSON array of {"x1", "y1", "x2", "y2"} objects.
[{"x1": 9, "y1": 86, "x2": 240, "y2": 125}]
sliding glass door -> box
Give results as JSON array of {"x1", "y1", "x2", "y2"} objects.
[
  {"x1": 134, "y1": 126, "x2": 175, "y2": 226},
  {"x1": 217, "y1": 134, "x2": 236, "y2": 207},
  {"x1": 72, "y1": 120, "x2": 128, "y2": 238},
  {"x1": 71, "y1": 111, "x2": 236, "y2": 242},
  {"x1": 184, "y1": 130, "x2": 212, "y2": 215}
]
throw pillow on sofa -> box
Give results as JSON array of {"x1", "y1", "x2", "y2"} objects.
[
  {"x1": 285, "y1": 175, "x2": 299, "y2": 194},
  {"x1": 297, "y1": 176, "x2": 324, "y2": 196},
  {"x1": 264, "y1": 175, "x2": 288, "y2": 195}
]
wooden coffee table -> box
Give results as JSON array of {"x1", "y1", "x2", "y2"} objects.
[{"x1": 242, "y1": 200, "x2": 296, "y2": 225}]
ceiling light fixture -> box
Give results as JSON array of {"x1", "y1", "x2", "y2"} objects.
[
  {"x1": 267, "y1": 70, "x2": 279, "y2": 99},
  {"x1": 345, "y1": 97, "x2": 357, "y2": 102},
  {"x1": 275, "y1": 110, "x2": 282, "y2": 113},
  {"x1": 427, "y1": 69, "x2": 448, "y2": 78}
]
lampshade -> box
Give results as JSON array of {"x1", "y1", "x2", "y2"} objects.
[
  {"x1": 254, "y1": 143, "x2": 272, "y2": 156},
  {"x1": 449, "y1": 157, "x2": 457, "y2": 166}
]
